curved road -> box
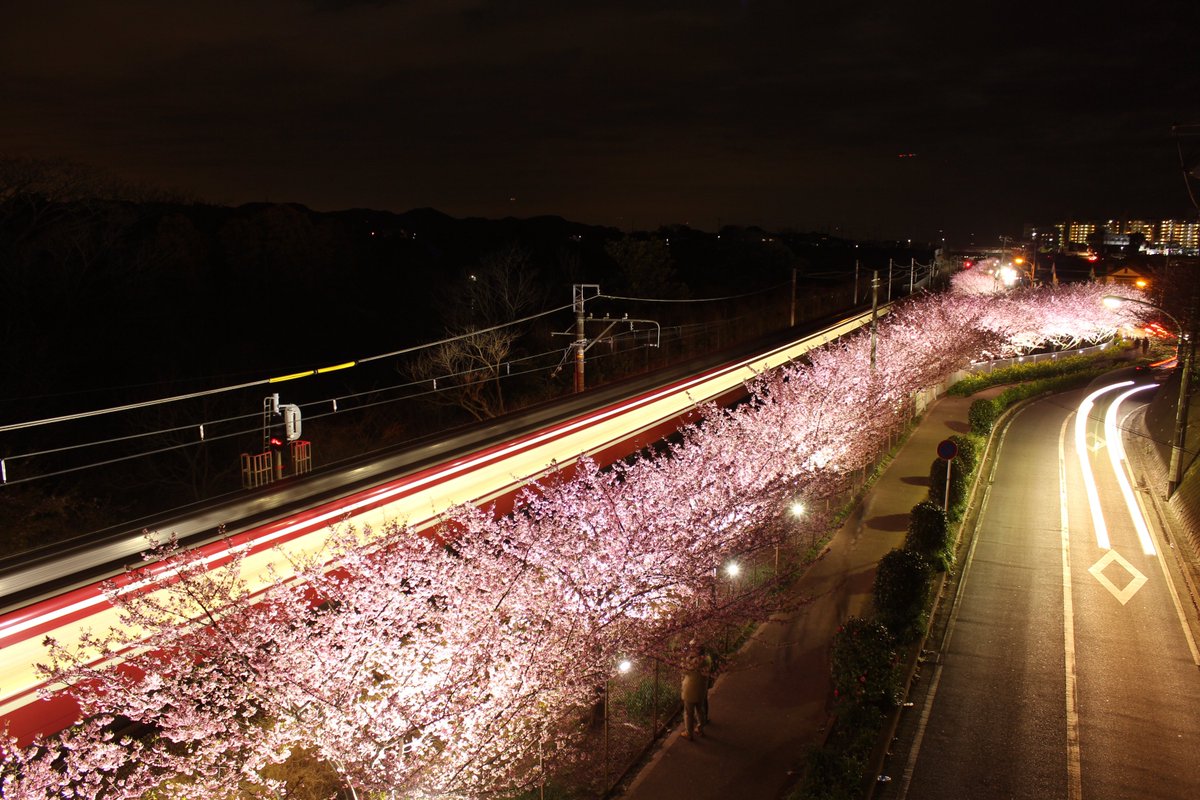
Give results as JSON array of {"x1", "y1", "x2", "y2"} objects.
[{"x1": 895, "y1": 375, "x2": 1200, "y2": 800}]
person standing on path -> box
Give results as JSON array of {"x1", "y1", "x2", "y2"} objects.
[
  {"x1": 699, "y1": 645, "x2": 715, "y2": 725},
  {"x1": 680, "y1": 644, "x2": 708, "y2": 740}
]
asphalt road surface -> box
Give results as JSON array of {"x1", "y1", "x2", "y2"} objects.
[{"x1": 891, "y1": 376, "x2": 1200, "y2": 800}]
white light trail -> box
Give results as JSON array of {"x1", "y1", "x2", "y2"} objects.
[
  {"x1": 1103, "y1": 384, "x2": 1157, "y2": 555},
  {"x1": 1074, "y1": 381, "x2": 1132, "y2": 550}
]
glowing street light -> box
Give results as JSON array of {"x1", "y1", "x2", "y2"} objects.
[
  {"x1": 604, "y1": 657, "x2": 634, "y2": 791},
  {"x1": 724, "y1": 561, "x2": 741, "y2": 579},
  {"x1": 1102, "y1": 294, "x2": 1191, "y2": 497}
]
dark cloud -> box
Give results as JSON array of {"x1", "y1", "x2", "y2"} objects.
[{"x1": 2, "y1": 0, "x2": 1197, "y2": 241}]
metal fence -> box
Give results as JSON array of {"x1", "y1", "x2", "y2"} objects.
[
  {"x1": 965, "y1": 341, "x2": 1112, "y2": 374},
  {"x1": 941, "y1": 341, "x2": 1114, "y2": 389}
]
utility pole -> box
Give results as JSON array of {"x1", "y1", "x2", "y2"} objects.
[
  {"x1": 1169, "y1": 302, "x2": 1196, "y2": 497},
  {"x1": 870, "y1": 270, "x2": 879, "y2": 370},
  {"x1": 909, "y1": 258, "x2": 915, "y2": 294},
  {"x1": 1030, "y1": 233, "x2": 1039, "y2": 285},
  {"x1": 573, "y1": 284, "x2": 589, "y2": 393},
  {"x1": 553, "y1": 285, "x2": 658, "y2": 394},
  {"x1": 790, "y1": 266, "x2": 797, "y2": 327},
  {"x1": 887, "y1": 259, "x2": 893, "y2": 302},
  {"x1": 854, "y1": 260, "x2": 860, "y2": 304}
]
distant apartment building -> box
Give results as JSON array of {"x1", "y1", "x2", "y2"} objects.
[
  {"x1": 1115, "y1": 219, "x2": 1157, "y2": 239},
  {"x1": 1067, "y1": 221, "x2": 1097, "y2": 247},
  {"x1": 1023, "y1": 224, "x2": 1065, "y2": 250},
  {"x1": 1158, "y1": 219, "x2": 1200, "y2": 251},
  {"x1": 1023, "y1": 218, "x2": 1199, "y2": 254}
]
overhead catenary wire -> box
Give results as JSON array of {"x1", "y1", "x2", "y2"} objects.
[
  {"x1": 0, "y1": 309, "x2": 745, "y2": 484},
  {"x1": 357, "y1": 302, "x2": 575, "y2": 363},
  {"x1": 0, "y1": 280, "x2": 797, "y2": 483},
  {"x1": 0, "y1": 337, "x2": 669, "y2": 487},
  {"x1": 598, "y1": 280, "x2": 788, "y2": 304},
  {"x1": 0, "y1": 301, "x2": 576, "y2": 434},
  {"x1": 3, "y1": 342, "x2": 579, "y2": 465},
  {"x1": 3, "y1": 282, "x2": 785, "y2": 439}
]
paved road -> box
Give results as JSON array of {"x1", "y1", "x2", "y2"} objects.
[{"x1": 895, "y1": 376, "x2": 1200, "y2": 800}]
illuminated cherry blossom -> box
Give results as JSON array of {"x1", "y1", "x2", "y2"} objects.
[{"x1": 2, "y1": 279, "x2": 1139, "y2": 799}]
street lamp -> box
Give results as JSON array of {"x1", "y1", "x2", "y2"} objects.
[
  {"x1": 603, "y1": 658, "x2": 633, "y2": 795},
  {"x1": 1102, "y1": 294, "x2": 1192, "y2": 497},
  {"x1": 780, "y1": 500, "x2": 807, "y2": 572}
]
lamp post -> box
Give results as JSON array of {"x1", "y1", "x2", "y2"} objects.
[
  {"x1": 780, "y1": 500, "x2": 806, "y2": 572},
  {"x1": 602, "y1": 658, "x2": 633, "y2": 796},
  {"x1": 1103, "y1": 295, "x2": 1192, "y2": 497},
  {"x1": 870, "y1": 270, "x2": 879, "y2": 370}
]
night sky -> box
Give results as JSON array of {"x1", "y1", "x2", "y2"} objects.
[{"x1": 3, "y1": 0, "x2": 1198, "y2": 243}]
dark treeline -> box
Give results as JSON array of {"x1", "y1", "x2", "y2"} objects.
[{"x1": 0, "y1": 156, "x2": 933, "y2": 552}]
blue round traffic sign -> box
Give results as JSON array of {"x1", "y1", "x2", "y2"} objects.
[{"x1": 936, "y1": 439, "x2": 958, "y2": 460}]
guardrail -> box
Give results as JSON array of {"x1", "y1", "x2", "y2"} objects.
[{"x1": 965, "y1": 341, "x2": 1113, "y2": 374}]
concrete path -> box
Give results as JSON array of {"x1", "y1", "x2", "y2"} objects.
[{"x1": 619, "y1": 388, "x2": 1000, "y2": 800}]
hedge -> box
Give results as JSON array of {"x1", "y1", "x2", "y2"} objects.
[
  {"x1": 873, "y1": 549, "x2": 932, "y2": 641},
  {"x1": 830, "y1": 617, "x2": 900, "y2": 709},
  {"x1": 905, "y1": 499, "x2": 950, "y2": 564},
  {"x1": 791, "y1": 621, "x2": 899, "y2": 800},
  {"x1": 966, "y1": 364, "x2": 1121, "y2": 435}
]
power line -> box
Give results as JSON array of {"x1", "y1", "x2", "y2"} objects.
[
  {"x1": 357, "y1": 303, "x2": 574, "y2": 363},
  {"x1": 0, "y1": 339, "x2": 667, "y2": 486},
  {"x1": 3, "y1": 344, "x2": 575, "y2": 467},
  {"x1": 1, "y1": 278, "x2": 792, "y2": 484},
  {"x1": 0, "y1": 302, "x2": 575, "y2": 435},
  {"x1": 599, "y1": 281, "x2": 788, "y2": 304},
  {"x1": 2, "y1": 308, "x2": 752, "y2": 484},
  {"x1": 0, "y1": 378, "x2": 270, "y2": 434}
]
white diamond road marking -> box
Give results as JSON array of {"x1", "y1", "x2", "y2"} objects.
[
  {"x1": 1087, "y1": 549, "x2": 1148, "y2": 605},
  {"x1": 1087, "y1": 432, "x2": 1106, "y2": 453}
]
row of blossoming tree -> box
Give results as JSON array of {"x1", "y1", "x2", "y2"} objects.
[{"x1": 1, "y1": 280, "x2": 1143, "y2": 799}]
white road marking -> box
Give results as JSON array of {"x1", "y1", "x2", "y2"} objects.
[
  {"x1": 1087, "y1": 549, "x2": 1148, "y2": 605},
  {"x1": 1146, "y1": 515, "x2": 1200, "y2": 667},
  {"x1": 1059, "y1": 413, "x2": 1084, "y2": 800}
]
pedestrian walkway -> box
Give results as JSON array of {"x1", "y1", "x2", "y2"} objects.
[{"x1": 619, "y1": 388, "x2": 1001, "y2": 800}]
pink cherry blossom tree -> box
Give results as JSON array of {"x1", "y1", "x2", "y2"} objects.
[{"x1": 3, "y1": 278, "x2": 1142, "y2": 799}]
